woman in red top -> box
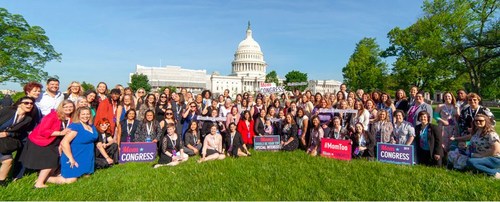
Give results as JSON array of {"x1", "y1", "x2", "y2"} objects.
[
  {"x1": 21, "y1": 100, "x2": 75, "y2": 188},
  {"x1": 237, "y1": 110, "x2": 255, "y2": 148}
]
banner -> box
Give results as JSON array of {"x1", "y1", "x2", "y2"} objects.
[
  {"x1": 286, "y1": 82, "x2": 308, "y2": 86},
  {"x1": 376, "y1": 143, "x2": 414, "y2": 165},
  {"x1": 320, "y1": 138, "x2": 352, "y2": 161},
  {"x1": 196, "y1": 116, "x2": 227, "y2": 122},
  {"x1": 119, "y1": 142, "x2": 157, "y2": 163},
  {"x1": 318, "y1": 109, "x2": 358, "y2": 114},
  {"x1": 259, "y1": 82, "x2": 285, "y2": 94},
  {"x1": 254, "y1": 135, "x2": 281, "y2": 151}
]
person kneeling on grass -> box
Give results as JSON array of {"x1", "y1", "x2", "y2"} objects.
[
  {"x1": 154, "y1": 124, "x2": 188, "y2": 168},
  {"x1": 225, "y1": 123, "x2": 250, "y2": 157},
  {"x1": 49, "y1": 107, "x2": 98, "y2": 184},
  {"x1": 198, "y1": 124, "x2": 225, "y2": 163},
  {"x1": 94, "y1": 118, "x2": 119, "y2": 169}
]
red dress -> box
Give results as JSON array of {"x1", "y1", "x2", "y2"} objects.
[{"x1": 237, "y1": 119, "x2": 255, "y2": 145}]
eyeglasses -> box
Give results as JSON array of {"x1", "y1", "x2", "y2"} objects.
[
  {"x1": 475, "y1": 119, "x2": 485, "y2": 123},
  {"x1": 468, "y1": 99, "x2": 478, "y2": 102},
  {"x1": 100, "y1": 123, "x2": 110, "y2": 126},
  {"x1": 21, "y1": 102, "x2": 34, "y2": 106},
  {"x1": 190, "y1": 106, "x2": 197, "y2": 108}
]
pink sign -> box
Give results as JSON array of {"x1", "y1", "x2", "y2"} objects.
[{"x1": 320, "y1": 138, "x2": 352, "y2": 161}]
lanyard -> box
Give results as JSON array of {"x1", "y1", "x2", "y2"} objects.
[
  {"x1": 126, "y1": 120, "x2": 134, "y2": 135},
  {"x1": 469, "y1": 107, "x2": 480, "y2": 119},
  {"x1": 420, "y1": 125, "x2": 429, "y2": 136},
  {"x1": 443, "y1": 104, "x2": 454, "y2": 116},
  {"x1": 146, "y1": 122, "x2": 153, "y2": 136},
  {"x1": 230, "y1": 133, "x2": 235, "y2": 146},
  {"x1": 169, "y1": 135, "x2": 177, "y2": 149},
  {"x1": 62, "y1": 119, "x2": 70, "y2": 129}
]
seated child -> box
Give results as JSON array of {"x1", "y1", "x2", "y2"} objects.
[{"x1": 447, "y1": 140, "x2": 470, "y2": 170}]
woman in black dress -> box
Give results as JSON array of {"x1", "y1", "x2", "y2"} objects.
[
  {"x1": 154, "y1": 124, "x2": 188, "y2": 168},
  {"x1": 281, "y1": 114, "x2": 299, "y2": 151}
]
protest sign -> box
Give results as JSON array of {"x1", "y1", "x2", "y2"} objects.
[
  {"x1": 254, "y1": 135, "x2": 281, "y2": 151},
  {"x1": 376, "y1": 143, "x2": 414, "y2": 165},
  {"x1": 119, "y1": 142, "x2": 157, "y2": 163},
  {"x1": 320, "y1": 138, "x2": 352, "y2": 160}
]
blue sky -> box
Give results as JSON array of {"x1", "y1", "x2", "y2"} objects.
[{"x1": 1, "y1": 0, "x2": 423, "y2": 91}]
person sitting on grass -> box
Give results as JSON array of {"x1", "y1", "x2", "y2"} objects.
[
  {"x1": 183, "y1": 121, "x2": 202, "y2": 156},
  {"x1": 198, "y1": 124, "x2": 225, "y2": 163},
  {"x1": 94, "y1": 118, "x2": 118, "y2": 169},
  {"x1": 466, "y1": 114, "x2": 500, "y2": 179},
  {"x1": 280, "y1": 114, "x2": 299, "y2": 151},
  {"x1": 352, "y1": 122, "x2": 375, "y2": 160},
  {"x1": 225, "y1": 122, "x2": 250, "y2": 157},
  {"x1": 154, "y1": 124, "x2": 188, "y2": 168}
]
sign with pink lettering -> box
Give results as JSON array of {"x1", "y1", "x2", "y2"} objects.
[
  {"x1": 376, "y1": 143, "x2": 414, "y2": 165},
  {"x1": 119, "y1": 142, "x2": 157, "y2": 163},
  {"x1": 254, "y1": 135, "x2": 281, "y2": 151},
  {"x1": 320, "y1": 138, "x2": 352, "y2": 161}
]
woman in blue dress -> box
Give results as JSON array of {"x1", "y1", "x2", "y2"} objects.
[{"x1": 48, "y1": 106, "x2": 97, "y2": 184}]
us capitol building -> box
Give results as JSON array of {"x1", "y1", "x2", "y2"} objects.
[{"x1": 131, "y1": 22, "x2": 341, "y2": 96}]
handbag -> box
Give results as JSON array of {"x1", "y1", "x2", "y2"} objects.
[{"x1": 0, "y1": 136, "x2": 21, "y2": 154}]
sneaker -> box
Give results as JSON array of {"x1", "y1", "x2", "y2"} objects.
[
  {"x1": 153, "y1": 164, "x2": 163, "y2": 169},
  {"x1": 494, "y1": 172, "x2": 500, "y2": 180}
]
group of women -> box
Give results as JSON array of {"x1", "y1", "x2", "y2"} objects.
[{"x1": 0, "y1": 81, "x2": 498, "y2": 188}]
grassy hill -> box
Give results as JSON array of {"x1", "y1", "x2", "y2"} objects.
[{"x1": 1, "y1": 150, "x2": 499, "y2": 201}]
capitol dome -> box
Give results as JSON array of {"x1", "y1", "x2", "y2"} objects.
[{"x1": 231, "y1": 22, "x2": 267, "y2": 78}]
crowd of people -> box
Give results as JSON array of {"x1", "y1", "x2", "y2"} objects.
[{"x1": 0, "y1": 79, "x2": 498, "y2": 188}]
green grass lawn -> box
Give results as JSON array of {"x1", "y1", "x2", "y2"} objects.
[{"x1": 1, "y1": 150, "x2": 499, "y2": 201}]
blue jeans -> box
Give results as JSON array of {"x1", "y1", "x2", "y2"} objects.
[{"x1": 467, "y1": 156, "x2": 500, "y2": 176}]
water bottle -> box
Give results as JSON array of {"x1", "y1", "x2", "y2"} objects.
[{"x1": 146, "y1": 135, "x2": 152, "y2": 142}]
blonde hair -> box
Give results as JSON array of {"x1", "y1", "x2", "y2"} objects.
[
  {"x1": 56, "y1": 100, "x2": 75, "y2": 121},
  {"x1": 72, "y1": 106, "x2": 91, "y2": 124},
  {"x1": 66, "y1": 81, "x2": 83, "y2": 96}
]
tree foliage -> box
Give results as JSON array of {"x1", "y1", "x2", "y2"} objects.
[
  {"x1": 384, "y1": 0, "x2": 499, "y2": 98},
  {"x1": 128, "y1": 73, "x2": 152, "y2": 93},
  {"x1": 265, "y1": 70, "x2": 280, "y2": 86},
  {"x1": 0, "y1": 8, "x2": 62, "y2": 85},
  {"x1": 342, "y1": 38, "x2": 388, "y2": 92},
  {"x1": 284, "y1": 70, "x2": 308, "y2": 91},
  {"x1": 81, "y1": 81, "x2": 95, "y2": 92}
]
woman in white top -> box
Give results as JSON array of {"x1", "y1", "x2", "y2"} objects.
[
  {"x1": 198, "y1": 124, "x2": 225, "y2": 163},
  {"x1": 352, "y1": 100, "x2": 370, "y2": 131}
]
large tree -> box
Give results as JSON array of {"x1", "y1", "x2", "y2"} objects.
[
  {"x1": 384, "y1": 0, "x2": 499, "y2": 98},
  {"x1": 0, "y1": 8, "x2": 61, "y2": 85},
  {"x1": 342, "y1": 37, "x2": 388, "y2": 92},
  {"x1": 128, "y1": 73, "x2": 152, "y2": 93},
  {"x1": 284, "y1": 70, "x2": 308, "y2": 91},
  {"x1": 265, "y1": 70, "x2": 280, "y2": 86}
]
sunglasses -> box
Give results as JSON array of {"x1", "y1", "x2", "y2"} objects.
[
  {"x1": 22, "y1": 102, "x2": 34, "y2": 106},
  {"x1": 475, "y1": 119, "x2": 485, "y2": 123},
  {"x1": 161, "y1": 96, "x2": 167, "y2": 98},
  {"x1": 190, "y1": 106, "x2": 197, "y2": 108},
  {"x1": 138, "y1": 91, "x2": 145, "y2": 93},
  {"x1": 165, "y1": 113, "x2": 173, "y2": 115}
]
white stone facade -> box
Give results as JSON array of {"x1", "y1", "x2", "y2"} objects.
[
  {"x1": 131, "y1": 65, "x2": 208, "y2": 93},
  {"x1": 307, "y1": 80, "x2": 342, "y2": 95}
]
